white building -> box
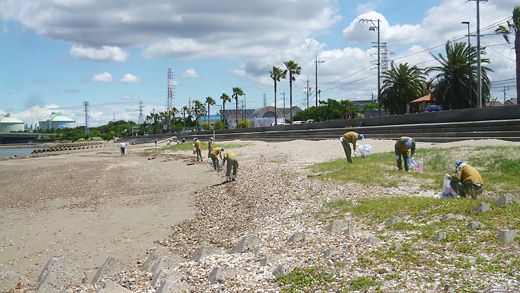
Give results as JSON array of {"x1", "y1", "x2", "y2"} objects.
[
  {"x1": 39, "y1": 112, "x2": 75, "y2": 130},
  {"x1": 0, "y1": 114, "x2": 25, "y2": 133}
]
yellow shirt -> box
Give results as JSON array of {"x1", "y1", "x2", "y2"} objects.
[
  {"x1": 223, "y1": 152, "x2": 239, "y2": 168},
  {"x1": 211, "y1": 148, "x2": 222, "y2": 157},
  {"x1": 343, "y1": 132, "x2": 358, "y2": 144},
  {"x1": 396, "y1": 136, "x2": 415, "y2": 154},
  {"x1": 194, "y1": 140, "x2": 202, "y2": 150},
  {"x1": 452, "y1": 164, "x2": 484, "y2": 185}
]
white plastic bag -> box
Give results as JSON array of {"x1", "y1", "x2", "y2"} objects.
[
  {"x1": 359, "y1": 144, "x2": 372, "y2": 159},
  {"x1": 413, "y1": 160, "x2": 423, "y2": 173},
  {"x1": 440, "y1": 174, "x2": 455, "y2": 198},
  {"x1": 193, "y1": 147, "x2": 196, "y2": 154}
]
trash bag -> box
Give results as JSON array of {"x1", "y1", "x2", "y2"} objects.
[
  {"x1": 193, "y1": 147, "x2": 196, "y2": 154},
  {"x1": 439, "y1": 174, "x2": 455, "y2": 198},
  {"x1": 359, "y1": 144, "x2": 372, "y2": 159},
  {"x1": 407, "y1": 157, "x2": 423, "y2": 173}
]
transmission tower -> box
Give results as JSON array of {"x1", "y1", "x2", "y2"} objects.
[
  {"x1": 380, "y1": 43, "x2": 393, "y2": 72},
  {"x1": 83, "y1": 101, "x2": 89, "y2": 134},
  {"x1": 263, "y1": 93, "x2": 267, "y2": 107},
  {"x1": 138, "y1": 101, "x2": 144, "y2": 124},
  {"x1": 167, "y1": 68, "x2": 174, "y2": 128},
  {"x1": 304, "y1": 77, "x2": 312, "y2": 109}
]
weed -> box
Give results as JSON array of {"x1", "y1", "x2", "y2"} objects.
[{"x1": 348, "y1": 276, "x2": 381, "y2": 291}]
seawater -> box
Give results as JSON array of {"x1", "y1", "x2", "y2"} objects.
[{"x1": 0, "y1": 148, "x2": 42, "y2": 158}]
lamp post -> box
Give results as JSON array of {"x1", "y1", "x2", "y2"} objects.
[
  {"x1": 462, "y1": 21, "x2": 472, "y2": 108},
  {"x1": 360, "y1": 18, "x2": 381, "y2": 116}
]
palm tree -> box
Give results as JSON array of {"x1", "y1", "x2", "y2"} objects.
[
  {"x1": 496, "y1": 5, "x2": 520, "y2": 102},
  {"x1": 182, "y1": 106, "x2": 189, "y2": 129},
  {"x1": 192, "y1": 100, "x2": 205, "y2": 130},
  {"x1": 381, "y1": 62, "x2": 428, "y2": 114},
  {"x1": 269, "y1": 66, "x2": 287, "y2": 125},
  {"x1": 220, "y1": 93, "x2": 231, "y2": 128},
  {"x1": 205, "y1": 96, "x2": 216, "y2": 128},
  {"x1": 428, "y1": 41, "x2": 491, "y2": 109},
  {"x1": 172, "y1": 107, "x2": 179, "y2": 132},
  {"x1": 232, "y1": 87, "x2": 244, "y2": 128},
  {"x1": 283, "y1": 61, "x2": 301, "y2": 124}
]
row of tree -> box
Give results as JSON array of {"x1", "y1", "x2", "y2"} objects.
[{"x1": 268, "y1": 6, "x2": 519, "y2": 116}]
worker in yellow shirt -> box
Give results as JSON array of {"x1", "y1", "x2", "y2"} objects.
[
  {"x1": 395, "y1": 137, "x2": 415, "y2": 171},
  {"x1": 449, "y1": 161, "x2": 484, "y2": 198},
  {"x1": 210, "y1": 147, "x2": 224, "y2": 171},
  {"x1": 222, "y1": 151, "x2": 239, "y2": 182},
  {"x1": 340, "y1": 132, "x2": 364, "y2": 163},
  {"x1": 208, "y1": 137, "x2": 214, "y2": 158},
  {"x1": 194, "y1": 138, "x2": 202, "y2": 161}
]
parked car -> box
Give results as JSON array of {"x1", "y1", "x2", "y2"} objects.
[{"x1": 424, "y1": 105, "x2": 443, "y2": 112}]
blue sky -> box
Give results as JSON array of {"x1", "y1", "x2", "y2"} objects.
[{"x1": 1, "y1": 0, "x2": 517, "y2": 127}]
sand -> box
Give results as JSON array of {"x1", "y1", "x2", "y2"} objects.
[{"x1": 1, "y1": 137, "x2": 519, "y2": 282}]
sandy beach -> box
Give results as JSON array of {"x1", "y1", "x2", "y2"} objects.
[
  {"x1": 1, "y1": 137, "x2": 519, "y2": 289},
  {"x1": 0, "y1": 141, "x2": 223, "y2": 281}
]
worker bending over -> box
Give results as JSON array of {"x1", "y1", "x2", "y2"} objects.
[
  {"x1": 210, "y1": 147, "x2": 224, "y2": 171},
  {"x1": 449, "y1": 161, "x2": 484, "y2": 198},
  {"x1": 395, "y1": 137, "x2": 415, "y2": 171},
  {"x1": 340, "y1": 131, "x2": 364, "y2": 163},
  {"x1": 222, "y1": 151, "x2": 239, "y2": 182}
]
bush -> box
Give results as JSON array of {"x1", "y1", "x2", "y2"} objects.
[
  {"x1": 238, "y1": 120, "x2": 249, "y2": 128},
  {"x1": 214, "y1": 120, "x2": 224, "y2": 130}
]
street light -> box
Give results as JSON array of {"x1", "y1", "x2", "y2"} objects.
[
  {"x1": 360, "y1": 18, "x2": 381, "y2": 116},
  {"x1": 462, "y1": 21, "x2": 472, "y2": 108}
]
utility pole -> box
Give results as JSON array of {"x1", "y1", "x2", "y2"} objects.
[
  {"x1": 83, "y1": 101, "x2": 89, "y2": 135},
  {"x1": 360, "y1": 18, "x2": 381, "y2": 116},
  {"x1": 462, "y1": 21, "x2": 472, "y2": 108},
  {"x1": 315, "y1": 57, "x2": 324, "y2": 121},
  {"x1": 469, "y1": 0, "x2": 487, "y2": 107},
  {"x1": 282, "y1": 92, "x2": 286, "y2": 121},
  {"x1": 503, "y1": 86, "x2": 508, "y2": 103}
]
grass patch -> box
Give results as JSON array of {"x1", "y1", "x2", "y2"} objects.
[
  {"x1": 348, "y1": 276, "x2": 381, "y2": 291},
  {"x1": 309, "y1": 146, "x2": 520, "y2": 194},
  {"x1": 144, "y1": 142, "x2": 249, "y2": 152},
  {"x1": 276, "y1": 267, "x2": 343, "y2": 292}
]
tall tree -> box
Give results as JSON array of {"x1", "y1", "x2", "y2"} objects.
[
  {"x1": 381, "y1": 62, "x2": 428, "y2": 114},
  {"x1": 283, "y1": 60, "x2": 302, "y2": 124},
  {"x1": 205, "y1": 96, "x2": 216, "y2": 128},
  {"x1": 429, "y1": 41, "x2": 491, "y2": 109},
  {"x1": 269, "y1": 66, "x2": 287, "y2": 125},
  {"x1": 182, "y1": 106, "x2": 189, "y2": 129},
  {"x1": 192, "y1": 100, "x2": 205, "y2": 130},
  {"x1": 220, "y1": 93, "x2": 231, "y2": 128},
  {"x1": 172, "y1": 107, "x2": 179, "y2": 132},
  {"x1": 496, "y1": 5, "x2": 520, "y2": 102},
  {"x1": 232, "y1": 87, "x2": 244, "y2": 128}
]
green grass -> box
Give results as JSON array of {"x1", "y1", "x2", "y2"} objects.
[
  {"x1": 276, "y1": 267, "x2": 343, "y2": 292},
  {"x1": 144, "y1": 142, "x2": 250, "y2": 152},
  {"x1": 276, "y1": 267, "x2": 382, "y2": 292},
  {"x1": 309, "y1": 145, "x2": 520, "y2": 194}
]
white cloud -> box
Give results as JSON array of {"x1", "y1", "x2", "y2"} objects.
[
  {"x1": 343, "y1": 11, "x2": 423, "y2": 45},
  {"x1": 180, "y1": 69, "x2": 200, "y2": 78},
  {"x1": 120, "y1": 74, "x2": 144, "y2": 83},
  {"x1": 120, "y1": 94, "x2": 132, "y2": 100},
  {"x1": 356, "y1": 2, "x2": 378, "y2": 14},
  {"x1": 70, "y1": 45, "x2": 130, "y2": 62},
  {"x1": 8, "y1": 104, "x2": 67, "y2": 126},
  {"x1": 91, "y1": 72, "x2": 114, "y2": 83}
]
